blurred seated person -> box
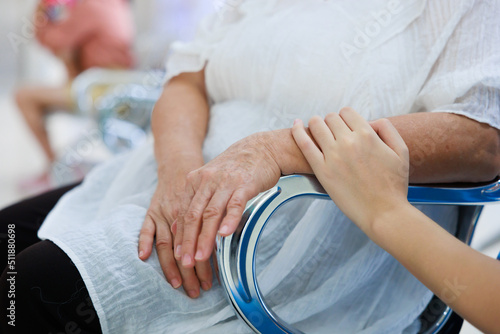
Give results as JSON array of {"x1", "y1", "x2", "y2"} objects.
[{"x1": 15, "y1": 0, "x2": 135, "y2": 189}]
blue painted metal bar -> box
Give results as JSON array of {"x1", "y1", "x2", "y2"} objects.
[{"x1": 217, "y1": 175, "x2": 500, "y2": 334}]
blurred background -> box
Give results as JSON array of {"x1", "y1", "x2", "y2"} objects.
[
  {"x1": 0, "y1": 0, "x2": 213, "y2": 204},
  {"x1": 0, "y1": 1, "x2": 498, "y2": 333}
]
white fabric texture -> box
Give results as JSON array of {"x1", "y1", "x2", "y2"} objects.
[{"x1": 39, "y1": 0, "x2": 500, "y2": 333}]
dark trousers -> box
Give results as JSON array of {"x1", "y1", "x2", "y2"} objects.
[{"x1": 0, "y1": 184, "x2": 102, "y2": 334}]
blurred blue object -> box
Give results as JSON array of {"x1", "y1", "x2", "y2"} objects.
[{"x1": 71, "y1": 68, "x2": 163, "y2": 153}]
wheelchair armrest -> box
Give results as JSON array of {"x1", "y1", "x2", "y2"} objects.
[
  {"x1": 408, "y1": 178, "x2": 500, "y2": 205},
  {"x1": 216, "y1": 174, "x2": 500, "y2": 334}
]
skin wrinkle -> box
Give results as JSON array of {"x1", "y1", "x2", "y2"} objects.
[{"x1": 389, "y1": 112, "x2": 500, "y2": 183}]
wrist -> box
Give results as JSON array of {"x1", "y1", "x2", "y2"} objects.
[
  {"x1": 254, "y1": 129, "x2": 312, "y2": 176},
  {"x1": 368, "y1": 200, "x2": 415, "y2": 247},
  {"x1": 156, "y1": 150, "x2": 204, "y2": 178},
  {"x1": 249, "y1": 132, "x2": 282, "y2": 176}
]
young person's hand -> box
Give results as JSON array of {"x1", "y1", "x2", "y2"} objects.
[{"x1": 291, "y1": 107, "x2": 410, "y2": 233}]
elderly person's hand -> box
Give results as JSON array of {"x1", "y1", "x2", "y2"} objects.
[
  {"x1": 173, "y1": 133, "x2": 281, "y2": 268},
  {"x1": 137, "y1": 69, "x2": 214, "y2": 298},
  {"x1": 139, "y1": 159, "x2": 213, "y2": 298}
]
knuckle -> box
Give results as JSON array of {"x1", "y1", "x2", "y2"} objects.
[
  {"x1": 182, "y1": 236, "x2": 196, "y2": 246},
  {"x1": 359, "y1": 128, "x2": 372, "y2": 139},
  {"x1": 228, "y1": 196, "x2": 245, "y2": 210},
  {"x1": 297, "y1": 137, "x2": 312, "y2": 150},
  {"x1": 184, "y1": 209, "x2": 201, "y2": 223},
  {"x1": 168, "y1": 207, "x2": 179, "y2": 221},
  {"x1": 186, "y1": 170, "x2": 198, "y2": 183},
  {"x1": 156, "y1": 236, "x2": 172, "y2": 249},
  {"x1": 203, "y1": 206, "x2": 222, "y2": 222},
  {"x1": 198, "y1": 231, "x2": 214, "y2": 245},
  {"x1": 141, "y1": 221, "x2": 156, "y2": 235},
  {"x1": 342, "y1": 137, "x2": 355, "y2": 147},
  {"x1": 200, "y1": 168, "x2": 216, "y2": 180}
]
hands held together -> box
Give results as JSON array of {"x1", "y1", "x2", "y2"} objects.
[
  {"x1": 292, "y1": 107, "x2": 410, "y2": 233},
  {"x1": 139, "y1": 107, "x2": 410, "y2": 298}
]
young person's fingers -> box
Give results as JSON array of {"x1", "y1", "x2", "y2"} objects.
[
  {"x1": 371, "y1": 118, "x2": 409, "y2": 160},
  {"x1": 307, "y1": 116, "x2": 336, "y2": 153},
  {"x1": 324, "y1": 112, "x2": 351, "y2": 139},
  {"x1": 339, "y1": 107, "x2": 376, "y2": 134},
  {"x1": 291, "y1": 119, "x2": 324, "y2": 169}
]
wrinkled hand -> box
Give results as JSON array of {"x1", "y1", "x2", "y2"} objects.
[
  {"x1": 173, "y1": 134, "x2": 281, "y2": 269},
  {"x1": 138, "y1": 167, "x2": 213, "y2": 298},
  {"x1": 291, "y1": 107, "x2": 410, "y2": 231}
]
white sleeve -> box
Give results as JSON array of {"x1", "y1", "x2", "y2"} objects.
[
  {"x1": 416, "y1": 0, "x2": 500, "y2": 130},
  {"x1": 163, "y1": 1, "x2": 247, "y2": 83}
]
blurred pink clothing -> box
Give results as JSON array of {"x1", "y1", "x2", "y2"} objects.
[{"x1": 36, "y1": 0, "x2": 135, "y2": 71}]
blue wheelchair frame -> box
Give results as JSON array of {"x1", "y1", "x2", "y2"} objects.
[{"x1": 216, "y1": 174, "x2": 500, "y2": 334}]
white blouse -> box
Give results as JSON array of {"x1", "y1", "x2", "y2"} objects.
[{"x1": 39, "y1": 0, "x2": 500, "y2": 333}]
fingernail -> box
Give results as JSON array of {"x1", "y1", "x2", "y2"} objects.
[
  {"x1": 201, "y1": 281, "x2": 211, "y2": 291},
  {"x1": 293, "y1": 119, "x2": 299, "y2": 125},
  {"x1": 219, "y1": 225, "x2": 229, "y2": 235},
  {"x1": 182, "y1": 254, "x2": 193, "y2": 266},
  {"x1": 175, "y1": 245, "x2": 181, "y2": 258},
  {"x1": 194, "y1": 250, "x2": 203, "y2": 261},
  {"x1": 188, "y1": 290, "x2": 199, "y2": 298},
  {"x1": 171, "y1": 279, "x2": 181, "y2": 289},
  {"x1": 138, "y1": 250, "x2": 144, "y2": 259}
]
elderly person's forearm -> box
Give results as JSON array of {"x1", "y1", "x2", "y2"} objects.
[
  {"x1": 139, "y1": 69, "x2": 212, "y2": 297},
  {"x1": 151, "y1": 70, "x2": 208, "y2": 174},
  {"x1": 263, "y1": 112, "x2": 500, "y2": 183},
  {"x1": 389, "y1": 112, "x2": 500, "y2": 183}
]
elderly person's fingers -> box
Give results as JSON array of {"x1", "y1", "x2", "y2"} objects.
[
  {"x1": 179, "y1": 186, "x2": 212, "y2": 267},
  {"x1": 155, "y1": 216, "x2": 182, "y2": 289},
  {"x1": 324, "y1": 112, "x2": 351, "y2": 139},
  {"x1": 291, "y1": 119, "x2": 324, "y2": 169},
  {"x1": 218, "y1": 186, "x2": 256, "y2": 237},
  {"x1": 138, "y1": 215, "x2": 156, "y2": 260},
  {"x1": 178, "y1": 262, "x2": 201, "y2": 299},
  {"x1": 307, "y1": 115, "x2": 335, "y2": 153},
  {"x1": 195, "y1": 259, "x2": 213, "y2": 291},
  {"x1": 195, "y1": 190, "x2": 232, "y2": 261},
  {"x1": 173, "y1": 190, "x2": 194, "y2": 261},
  {"x1": 370, "y1": 118, "x2": 409, "y2": 161}
]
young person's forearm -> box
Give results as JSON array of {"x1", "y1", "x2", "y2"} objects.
[
  {"x1": 371, "y1": 205, "x2": 500, "y2": 334},
  {"x1": 152, "y1": 71, "x2": 209, "y2": 174}
]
